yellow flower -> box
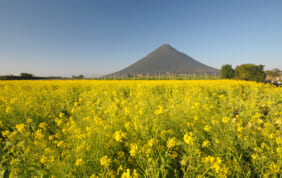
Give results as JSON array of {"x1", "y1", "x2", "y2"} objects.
[
  {"x1": 100, "y1": 156, "x2": 111, "y2": 167},
  {"x1": 49, "y1": 135, "x2": 55, "y2": 141},
  {"x1": 26, "y1": 118, "x2": 32, "y2": 124},
  {"x1": 276, "y1": 136, "x2": 282, "y2": 145},
  {"x1": 206, "y1": 155, "x2": 215, "y2": 164},
  {"x1": 56, "y1": 119, "x2": 64, "y2": 127},
  {"x1": 210, "y1": 157, "x2": 228, "y2": 175},
  {"x1": 45, "y1": 147, "x2": 53, "y2": 154},
  {"x1": 15, "y1": 123, "x2": 25, "y2": 133},
  {"x1": 10, "y1": 158, "x2": 16, "y2": 166},
  {"x1": 117, "y1": 165, "x2": 123, "y2": 175},
  {"x1": 39, "y1": 122, "x2": 48, "y2": 130},
  {"x1": 132, "y1": 169, "x2": 138, "y2": 178},
  {"x1": 251, "y1": 153, "x2": 258, "y2": 160},
  {"x1": 193, "y1": 115, "x2": 199, "y2": 121},
  {"x1": 90, "y1": 174, "x2": 98, "y2": 178},
  {"x1": 59, "y1": 112, "x2": 65, "y2": 118},
  {"x1": 121, "y1": 169, "x2": 138, "y2": 178},
  {"x1": 167, "y1": 137, "x2": 176, "y2": 148},
  {"x1": 184, "y1": 132, "x2": 195, "y2": 144},
  {"x1": 204, "y1": 125, "x2": 211, "y2": 132},
  {"x1": 40, "y1": 155, "x2": 47, "y2": 165},
  {"x1": 125, "y1": 122, "x2": 131, "y2": 131},
  {"x1": 269, "y1": 162, "x2": 280, "y2": 173},
  {"x1": 1, "y1": 130, "x2": 10, "y2": 137},
  {"x1": 237, "y1": 126, "x2": 243, "y2": 132},
  {"x1": 10, "y1": 168, "x2": 20, "y2": 177},
  {"x1": 147, "y1": 138, "x2": 156, "y2": 147},
  {"x1": 8, "y1": 131, "x2": 17, "y2": 139},
  {"x1": 130, "y1": 143, "x2": 138, "y2": 157},
  {"x1": 277, "y1": 147, "x2": 282, "y2": 154},
  {"x1": 222, "y1": 117, "x2": 230, "y2": 123},
  {"x1": 57, "y1": 141, "x2": 64, "y2": 148},
  {"x1": 114, "y1": 130, "x2": 126, "y2": 142},
  {"x1": 187, "y1": 122, "x2": 194, "y2": 128},
  {"x1": 154, "y1": 105, "x2": 165, "y2": 115},
  {"x1": 202, "y1": 140, "x2": 210, "y2": 148},
  {"x1": 35, "y1": 130, "x2": 45, "y2": 140},
  {"x1": 121, "y1": 169, "x2": 131, "y2": 178},
  {"x1": 75, "y1": 158, "x2": 84, "y2": 167},
  {"x1": 5, "y1": 106, "x2": 12, "y2": 113},
  {"x1": 269, "y1": 133, "x2": 275, "y2": 139}
]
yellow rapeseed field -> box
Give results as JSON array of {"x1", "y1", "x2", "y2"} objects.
[{"x1": 0, "y1": 80, "x2": 281, "y2": 177}]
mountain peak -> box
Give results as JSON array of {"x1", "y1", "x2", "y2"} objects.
[{"x1": 159, "y1": 44, "x2": 174, "y2": 49}]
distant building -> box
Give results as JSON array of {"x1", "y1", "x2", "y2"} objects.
[{"x1": 265, "y1": 69, "x2": 282, "y2": 82}]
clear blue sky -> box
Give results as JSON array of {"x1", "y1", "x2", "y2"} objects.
[{"x1": 0, "y1": 0, "x2": 281, "y2": 77}]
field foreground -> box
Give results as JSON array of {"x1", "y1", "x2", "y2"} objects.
[{"x1": 0, "y1": 80, "x2": 281, "y2": 177}]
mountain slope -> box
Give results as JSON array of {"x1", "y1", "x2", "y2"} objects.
[{"x1": 113, "y1": 44, "x2": 219, "y2": 75}]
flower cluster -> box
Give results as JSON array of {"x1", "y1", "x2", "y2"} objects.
[{"x1": 0, "y1": 80, "x2": 281, "y2": 177}]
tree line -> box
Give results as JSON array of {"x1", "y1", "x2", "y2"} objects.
[
  {"x1": 0, "y1": 73, "x2": 63, "y2": 80},
  {"x1": 221, "y1": 64, "x2": 268, "y2": 82}
]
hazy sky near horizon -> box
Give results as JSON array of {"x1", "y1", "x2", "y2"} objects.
[{"x1": 0, "y1": 0, "x2": 282, "y2": 77}]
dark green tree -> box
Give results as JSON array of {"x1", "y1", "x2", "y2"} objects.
[
  {"x1": 235, "y1": 64, "x2": 266, "y2": 82},
  {"x1": 221, "y1": 64, "x2": 235, "y2": 79},
  {"x1": 77, "y1": 75, "x2": 84, "y2": 79},
  {"x1": 72, "y1": 75, "x2": 84, "y2": 79},
  {"x1": 20, "y1": 73, "x2": 34, "y2": 79}
]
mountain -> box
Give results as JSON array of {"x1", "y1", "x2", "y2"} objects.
[{"x1": 111, "y1": 44, "x2": 219, "y2": 75}]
